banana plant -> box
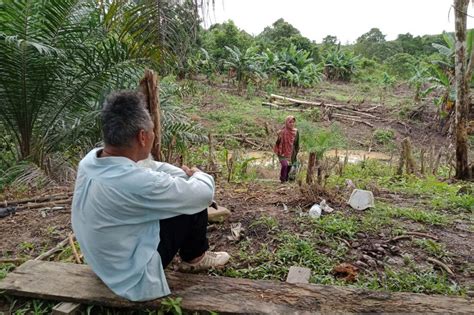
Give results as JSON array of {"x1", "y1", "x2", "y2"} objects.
[
  {"x1": 223, "y1": 45, "x2": 265, "y2": 92},
  {"x1": 323, "y1": 47, "x2": 359, "y2": 81},
  {"x1": 427, "y1": 30, "x2": 474, "y2": 112}
]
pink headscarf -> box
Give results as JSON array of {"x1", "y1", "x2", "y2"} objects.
[{"x1": 273, "y1": 116, "x2": 297, "y2": 158}]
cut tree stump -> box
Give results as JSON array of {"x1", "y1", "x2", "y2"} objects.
[{"x1": 0, "y1": 261, "x2": 472, "y2": 314}]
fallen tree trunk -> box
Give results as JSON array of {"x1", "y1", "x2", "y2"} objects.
[
  {"x1": 262, "y1": 102, "x2": 307, "y2": 112},
  {"x1": 270, "y1": 93, "x2": 343, "y2": 108},
  {"x1": 0, "y1": 260, "x2": 472, "y2": 314}
]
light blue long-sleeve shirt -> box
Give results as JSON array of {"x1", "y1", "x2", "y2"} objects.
[{"x1": 71, "y1": 148, "x2": 215, "y2": 301}]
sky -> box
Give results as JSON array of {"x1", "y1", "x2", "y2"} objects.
[{"x1": 206, "y1": 0, "x2": 474, "y2": 44}]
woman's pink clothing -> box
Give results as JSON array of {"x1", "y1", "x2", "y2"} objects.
[{"x1": 273, "y1": 116, "x2": 297, "y2": 159}]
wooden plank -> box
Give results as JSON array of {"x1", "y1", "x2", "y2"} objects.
[
  {"x1": 286, "y1": 266, "x2": 311, "y2": 284},
  {"x1": 0, "y1": 261, "x2": 472, "y2": 314}
]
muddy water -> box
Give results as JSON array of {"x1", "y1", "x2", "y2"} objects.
[
  {"x1": 242, "y1": 150, "x2": 392, "y2": 167},
  {"x1": 325, "y1": 149, "x2": 392, "y2": 163}
]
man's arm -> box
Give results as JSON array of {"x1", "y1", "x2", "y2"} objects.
[
  {"x1": 137, "y1": 156, "x2": 188, "y2": 179},
  {"x1": 140, "y1": 168, "x2": 215, "y2": 217}
]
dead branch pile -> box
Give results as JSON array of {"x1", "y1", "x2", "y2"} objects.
[
  {"x1": 262, "y1": 94, "x2": 381, "y2": 128},
  {"x1": 214, "y1": 133, "x2": 269, "y2": 150}
]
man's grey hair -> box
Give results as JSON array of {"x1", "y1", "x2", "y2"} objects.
[{"x1": 101, "y1": 90, "x2": 153, "y2": 147}]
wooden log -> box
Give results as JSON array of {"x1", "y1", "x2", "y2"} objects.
[
  {"x1": 262, "y1": 102, "x2": 307, "y2": 112},
  {"x1": 15, "y1": 199, "x2": 72, "y2": 211},
  {"x1": 3, "y1": 192, "x2": 73, "y2": 207},
  {"x1": 270, "y1": 94, "x2": 343, "y2": 109},
  {"x1": 0, "y1": 261, "x2": 472, "y2": 314}
]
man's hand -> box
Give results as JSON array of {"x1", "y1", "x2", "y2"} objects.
[{"x1": 181, "y1": 165, "x2": 201, "y2": 177}]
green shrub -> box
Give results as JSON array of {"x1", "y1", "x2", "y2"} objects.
[{"x1": 373, "y1": 128, "x2": 395, "y2": 144}]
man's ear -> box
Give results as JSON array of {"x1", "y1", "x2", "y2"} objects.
[{"x1": 137, "y1": 129, "x2": 146, "y2": 147}]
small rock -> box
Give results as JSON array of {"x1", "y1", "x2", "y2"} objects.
[
  {"x1": 458, "y1": 234, "x2": 468, "y2": 238},
  {"x1": 362, "y1": 254, "x2": 377, "y2": 268},
  {"x1": 351, "y1": 242, "x2": 360, "y2": 248},
  {"x1": 356, "y1": 232, "x2": 366, "y2": 238},
  {"x1": 367, "y1": 259, "x2": 377, "y2": 268},
  {"x1": 354, "y1": 260, "x2": 369, "y2": 268},
  {"x1": 386, "y1": 257, "x2": 404, "y2": 266},
  {"x1": 375, "y1": 247, "x2": 386, "y2": 254},
  {"x1": 389, "y1": 245, "x2": 400, "y2": 254},
  {"x1": 376, "y1": 260, "x2": 384, "y2": 267},
  {"x1": 362, "y1": 254, "x2": 373, "y2": 261},
  {"x1": 208, "y1": 206, "x2": 231, "y2": 223}
]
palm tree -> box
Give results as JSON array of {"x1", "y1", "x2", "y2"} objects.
[
  {"x1": 0, "y1": 1, "x2": 160, "y2": 166},
  {"x1": 0, "y1": 0, "x2": 208, "y2": 178}
]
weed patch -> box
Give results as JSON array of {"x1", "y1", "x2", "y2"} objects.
[
  {"x1": 357, "y1": 268, "x2": 465, "y2": 295},
  {"x1": 387, "y1": 206, "x2": 449, "y2": 226},
  {"x1": 308, "y1": 213, "x2": 360, "y2": 239}
]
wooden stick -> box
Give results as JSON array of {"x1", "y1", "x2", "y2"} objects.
[
  {"x1": 34, "y1": 237, "x2": 70, "y2": 261},
  {"x1": 334, "y1": 116, "x2": 374, "y2": 128},
  {"x1": 427, "y1": 257, "x2": 454, "y2": 276},
  {"x1": 363, "y1": 105, "x2": 381, "y2": 112},
  {"x1": 387, "y1": 235, "x2": 413, "y2": 242},
  {"x1": 68, "y1": 234, "x2": 82, "y2": 264},
  {"x1": 337, "y1": 107, "x2": 379, "y2": 119},
  {"x1": 405, "y1": 232, "x2": 439, "y2": 240}
]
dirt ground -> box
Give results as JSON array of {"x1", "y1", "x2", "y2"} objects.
[{"x1": 1, "y1": 177, "x2": 472, "y2": 291}]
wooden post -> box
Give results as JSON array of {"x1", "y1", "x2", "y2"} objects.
[
  {"x1": 404, "y1": 138, "x2": 416, "y2": 174},
  {"x1": 208, "y1": 133, "x2": 215, "y2": 172},
  {"x1": 453, "y1": 0, "x2": 471, "y2": 179},
  {"x1": 139, "y1": 69, "x2": 162, "y2": 161},
  {"x1": 306, "y1": 152, "x2": 316, "y2": 184},
  {"x1": 420, "y1": 148, "x2": 426, "y2": 174},
  {"x1": 396, "y1": 142, "x2": 405, "y2": 176}
]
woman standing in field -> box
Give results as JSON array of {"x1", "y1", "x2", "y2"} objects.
[{"x1": 273, "y1": 115, "x2": 299, "y2": 183}]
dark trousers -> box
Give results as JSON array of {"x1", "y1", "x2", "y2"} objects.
[
  {"x1": 158, "y1": 209, "x2": 209, "y2": 268},
  {"x1": 279, "y1": 159, "x2": 290, "y2": 182}
]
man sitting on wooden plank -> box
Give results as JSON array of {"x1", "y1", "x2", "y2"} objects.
[{"x1": 71, "y1": 91, "x2": 230, "y2": 301}]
